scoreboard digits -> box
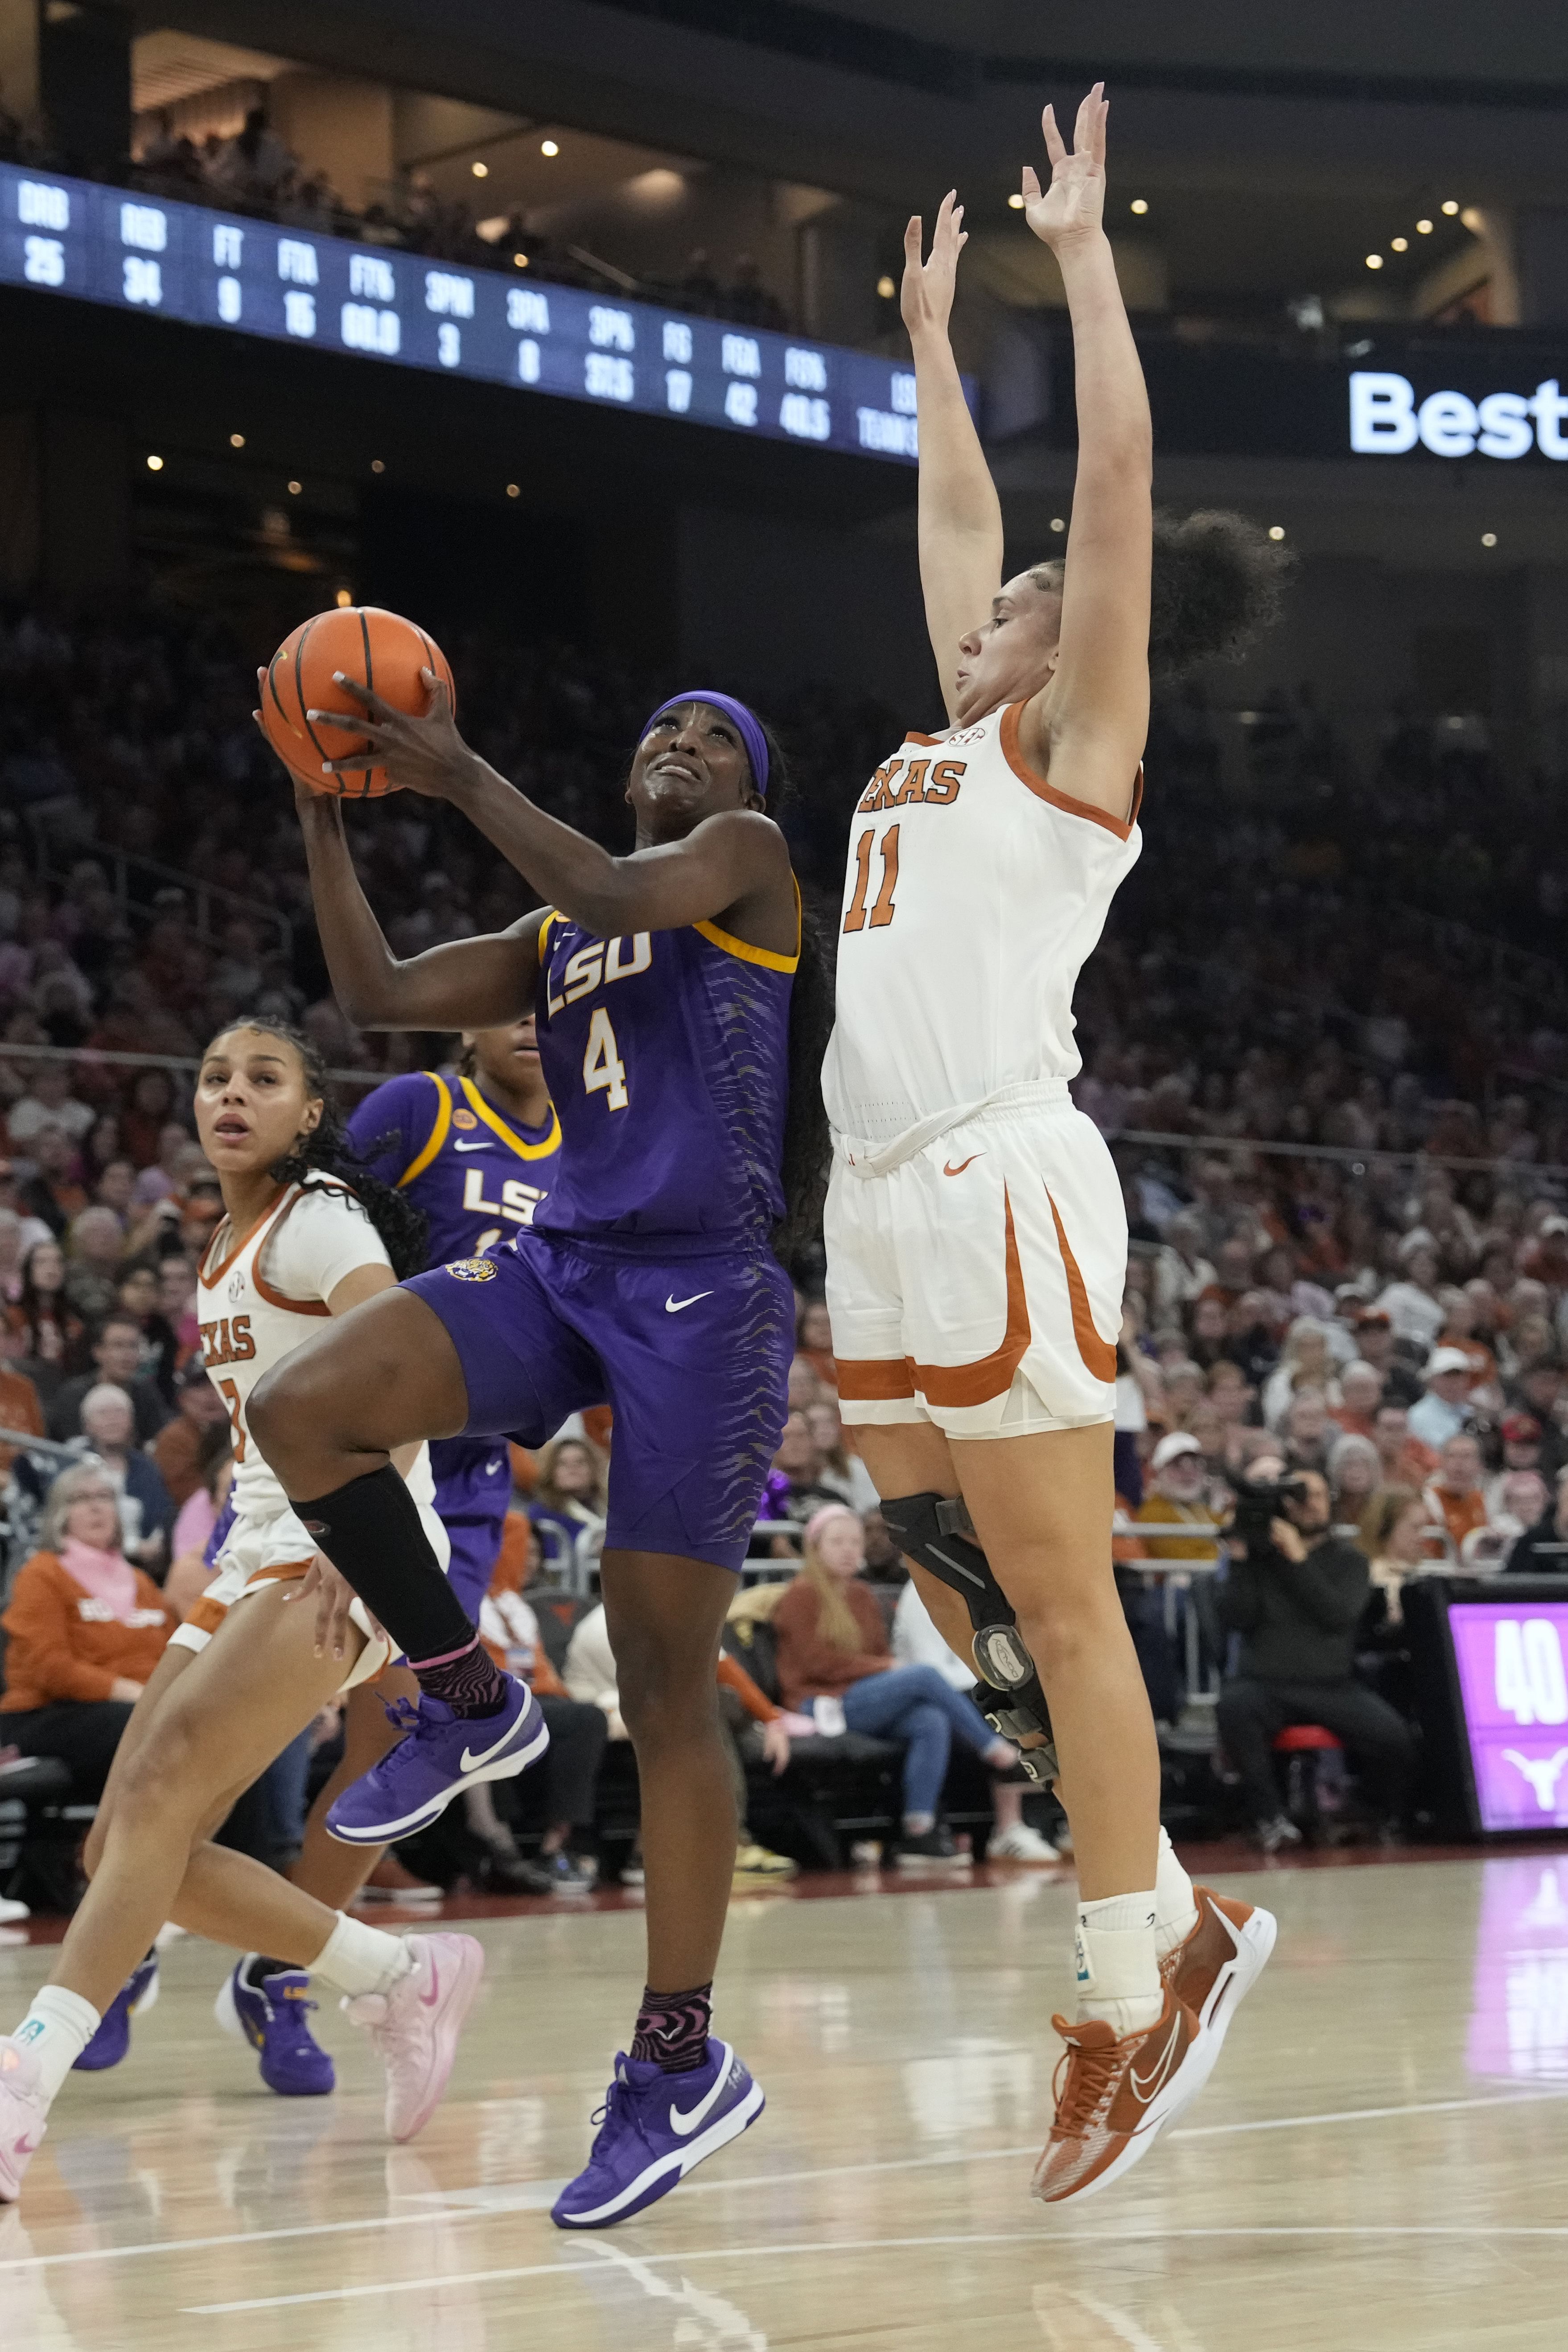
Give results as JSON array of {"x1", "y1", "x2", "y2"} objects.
[{"x1": 2, "y1": 162, "x2": 959, "y2": 466}]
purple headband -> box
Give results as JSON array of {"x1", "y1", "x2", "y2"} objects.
[{"x1": 641, "y1": 691, "x2": 770, "y2": 799}]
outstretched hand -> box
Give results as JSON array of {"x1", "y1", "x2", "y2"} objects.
[
  {"x1": 901, "y1": 188, "x2": 967, "y2": 343},
  {"x1": 1022, "y1": 83, "x2": 1108, "y2": 251}
]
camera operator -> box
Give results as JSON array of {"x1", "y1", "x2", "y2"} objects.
[{"x1": 1215, "y1": 1464, "x2": 1415, "y2": 1851}]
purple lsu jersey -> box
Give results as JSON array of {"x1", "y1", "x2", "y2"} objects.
[
  {"x1": 348, "y1": 1070, "x2": 562, "y2": 1615},
  {"x1": 346, "y1": 1070, "x2": 562, "y2": 1260},
  {"x1": 532, "y1": 898, "x2": 797, "y2": 1244}
]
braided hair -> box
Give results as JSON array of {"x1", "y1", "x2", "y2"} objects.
[
  {"x1": 753, "y1": 719, "x2": 833, "y2": 1264},
  {"x1": 203, "y1": 1017, "x2": 429, "y2": 1279},
  {"x1": 622, "y1": 708, "x2": 833, "y2": 1266}
]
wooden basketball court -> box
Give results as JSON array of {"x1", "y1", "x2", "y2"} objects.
[{"x1": 4, "y1": 1846, "x2": 1566, "y2": 2350}]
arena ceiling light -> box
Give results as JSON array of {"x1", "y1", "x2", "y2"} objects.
[
  {"x1": 1049, "y1": 516, "x2": 1066, "y2": 532},
  {"x1": 1482, "y1": 532, "x2": 1498, "y2": 547},
  {"x1": 1391, "y1": 237, "x2": 1408, "y2": 253},
  {"x1": 1130, "y1": 198, "x2": 1149, "y2": 215},
  {"x1": 471, "y1": 161, "x2": 489, "y2": 178},
  {"x1": 229, "y1": 432, "x2": 245, "y2": 448},
  {"x1": 1268, "y1": 525, "x2": 1285, "y2": 540},
  {"x1": 145, "y1": 452, "x2": 163, "y2": 469},
  {"x1": 1442, "y1": 199, "x2": 1460, "y2": 215},
  {"x1": 287, "y1": 479, "x2": 301, "y2": 494},
  {"x1": 370, "y1": 459, "x2": 385, "y2": 474},
  {"x1": 1007, "y1": 192, "x2": 1025, "y2": 209},
  {"x1": 541, "y1": 140, "x2": 560, "y2": 157},
  {"x1": 877, "y1": 275, "x2": 895, "y2": 298},
  {"x1": 1416, "y1": 218, "x2": 1434, "y2": 234},
  {"x1": 1365, "y1": 253, "x2": 1384, "y2": 269}
]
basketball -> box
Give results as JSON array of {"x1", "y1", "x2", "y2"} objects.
[{"x1": 259, "y1": 604, "x2": 455, "y2": 797}]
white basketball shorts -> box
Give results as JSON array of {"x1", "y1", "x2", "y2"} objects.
[
  {"x1": 166, "y1": 1497, "x2": 448, "y2": 1692},
  {"x1": 824, "y1": 1094, "x2": 1125, "y2": 1441}
]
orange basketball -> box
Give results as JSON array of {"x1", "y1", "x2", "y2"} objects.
[{"x1": 260, "y1": 605, "x2": 455, "y2": 798}]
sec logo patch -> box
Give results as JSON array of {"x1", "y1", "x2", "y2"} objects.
[
  {"x1": 446, "y1": 1257, "x2": 499, "y2": 1282},
  {"x1": 453, "y1": 1108, "x2": 479, "y2": 1130}
]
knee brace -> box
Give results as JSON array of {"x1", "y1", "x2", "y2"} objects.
[{"x1": 878, "y1": 1492, "x2": 1058, "y2": 1784}]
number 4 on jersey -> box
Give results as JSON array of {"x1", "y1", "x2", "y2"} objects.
[
  {"x1": 844, "y1": 822, "x2": 900, "y2": 933},
  {"x1": 584, "y1": 1005, "x2": 630, "y2": 1110}
]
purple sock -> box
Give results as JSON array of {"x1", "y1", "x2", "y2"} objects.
[
  {"x1": 407, "y1": 1635, "x2": 508, "y2": 1719},
  {"x1": 630, "y1": 1981, "x2": 713, "y2": 2073}
]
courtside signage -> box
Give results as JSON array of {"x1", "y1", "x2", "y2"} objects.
[
  {"x1": 1350, "y1": 370, "x2": 1568, "y2": 460},
  {"x1": 1449, "y1": 1601, "x2": 1568, "y2": 1830},
  {"x1": 1, "y1": 164, "x2": 959, "y2": 465}
]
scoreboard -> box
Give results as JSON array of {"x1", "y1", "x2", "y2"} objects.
[{"x1": 1, "y1": 163, "x2": 946, "y2": 466}]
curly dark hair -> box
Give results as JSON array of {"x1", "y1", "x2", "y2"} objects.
[
  {"x1": 202, "y1": 1016, "x2": 429, "y2": 1279},
  {"x1": 622, "y1": 707, "x2": 833, "y2": 1263},
  {"x1": 1029, "y1": 507, "x2": 1290, "y2": 683}
]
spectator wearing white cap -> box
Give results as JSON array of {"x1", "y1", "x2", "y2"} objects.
[
  {"x1": 1375, "y1": 1231, "x2": 1446, "y2": 1351},
  {"x1": 1407, "y1": 1346, "x2": 1479, "y2": 1451},
  {"x1": 1132, "y1": 1432, "x2": 1221, "y2": 1562}
]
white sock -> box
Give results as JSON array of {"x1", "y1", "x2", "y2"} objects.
[
  {"x1": 309, "y1": 1912, "x2": 416, "y2": 1999},
  {"x1": 12, "y1": 1986, "x2": 101, "y2": 2104},
  {"x1": 1155, "y1": 1826, "x2": 1199, "y2": 1958},
  {"x1": 1075, "y1": 1889, "x2": 1161, "y2": 2036}
]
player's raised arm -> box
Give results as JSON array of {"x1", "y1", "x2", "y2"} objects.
[
  {"x1": 1016, "y1": 86, "x2": 1152, "y2": 821},
  {"x1": 291, "y1": 781, "x2": 542, "y2": 1031},
  {"x1": 902, "y1": 193, "x2": 1004, "y2": 720},
  {"x1": 303, "y1": 680, "x2": 795, "y2": 947}
]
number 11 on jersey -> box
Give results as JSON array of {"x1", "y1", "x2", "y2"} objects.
[{"x1": 844, "y1": 822, "x2": 900, "y2": 933}]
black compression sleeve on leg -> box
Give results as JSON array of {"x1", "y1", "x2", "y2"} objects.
[{"x1": 296, "y1": 1464, "x2": 475, "y2": 1662}]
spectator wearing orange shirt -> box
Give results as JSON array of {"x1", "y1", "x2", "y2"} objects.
[
  {"x1": 1373, "y1": 1402, "x2": 1439, "y2": 1489},
  {"x1": 1424, "y1": 1431, "x2": 1489, "y2": 1558},
  {"x1": 0, "y1": 1323, "x2": 45, "y2": 1476},
  {"x1": 0, "y1": 1463, "x2": 173, "y2": 1798},
  {"x1": 150, "y1": 1358, "x2": 231, "y2": 1506}
]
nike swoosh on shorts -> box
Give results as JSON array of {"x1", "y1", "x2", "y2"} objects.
[
  {"x1": 943, "y1": 1155, "x2": 982, "y2": 1176},
  {"x1": 666, "y1": 1291, "x2": 714, "y2": 1313}
]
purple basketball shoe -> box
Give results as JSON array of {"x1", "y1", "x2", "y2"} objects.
[
  {"x1": 551, "y1": 2039, "x2": 765, "y2": 2229},
  {"x1": 73, "y1": 1953, "x2": 159, "y2": 2072},
  {"x1": 326, "y1": 1678, "x2": 549, "y2": 1846},
  {"x1": 217, "y1": 1959, "x2": 335, "y2": 2095}
]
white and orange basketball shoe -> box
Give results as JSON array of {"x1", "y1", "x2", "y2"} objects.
[
  {"x1": 1158, "y1": 1884, "x2": 1277, "y2": 2110},
  {"x1": 1032, "y1": 1986, "x2": 1200, "y2": 2204}
]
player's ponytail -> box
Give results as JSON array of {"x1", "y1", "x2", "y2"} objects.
[
  {"x1": 206, "y1": 1016, "x2": 429, "y2": 1279},
  {"x1": 1029, "y1": 507, "x2": 1289, "y2": 681},
  {"x1": 1147, "y1": 509, "x2": 1291, "y2": 679}
]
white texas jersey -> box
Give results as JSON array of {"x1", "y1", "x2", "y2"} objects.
[
  {"x1": 821, "y1": 699, "x2": 1142, "y2": 1149},
  {"x1": 198, "y1": 1176, "x2": 436, "y2": 1524}
]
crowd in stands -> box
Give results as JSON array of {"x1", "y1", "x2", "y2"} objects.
[
  {"x1": 8, "y1": 588, "x2": 1568, "y2": 1891},
  {"x1": 0, "y1": 96, "x2": 791, "y2": 332}
]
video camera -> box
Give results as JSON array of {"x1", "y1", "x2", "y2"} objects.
[{"x1": 1230, "y1": 1473, "x2": 1312, "y2": 1547}]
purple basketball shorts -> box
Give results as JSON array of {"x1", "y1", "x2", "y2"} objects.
[
  {"x1": 428, "y1": 1433, "x2": 513, "y2": 1620},
  {"x1": 404, "y1": 1229, "x2": 794, "y2": 1575}
]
